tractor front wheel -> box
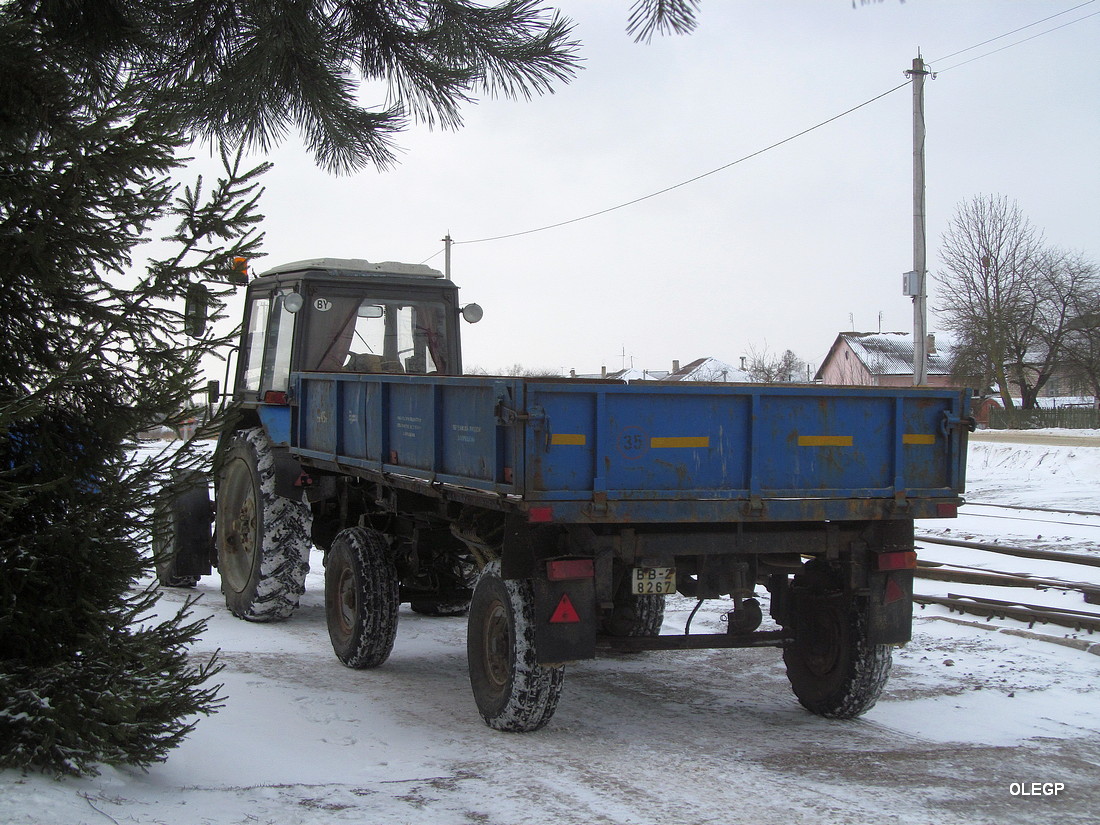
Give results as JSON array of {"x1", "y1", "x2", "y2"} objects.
[{"x1": 214, "y1": 428, "x2": 311, "y2": 621}]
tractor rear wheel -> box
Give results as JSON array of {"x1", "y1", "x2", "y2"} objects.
[{"x1": 153, "y1": 470, "x2": 211, "y2": 588}]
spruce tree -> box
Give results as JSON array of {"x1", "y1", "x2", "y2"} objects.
[
  {"x1": 14, "y1": 0, "x2": 580, "y2": 173},
  {"x1": 0, "y1": 15, "x2": 264, "y2": 774},
  {"x1": 0, "y1": 0, "x2": 581, "y2": 774}
]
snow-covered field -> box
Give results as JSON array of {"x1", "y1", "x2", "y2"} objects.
[{"x1": 3, "y1": 433, "x2": 1099, "y2": 825}]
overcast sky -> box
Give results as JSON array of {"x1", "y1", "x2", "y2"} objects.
[{"x1": 194, "y1": 0, "x2": 1099, "y2": 377}]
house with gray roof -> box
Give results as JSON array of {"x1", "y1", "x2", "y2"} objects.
[
  {"x1": 569, "y1": 357, "x2": 750, "y2": 383},
  {"x1": 815, "y1": 332, "x2": 957, "y2": 387},
  {"x1": 660, "y1": 357, "x2": 750, "y2": 383}
]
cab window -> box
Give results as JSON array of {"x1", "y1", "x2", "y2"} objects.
[
  {"x1": 241, "y1": 296, "x2": 270, "y2": 392},
  {"x1": 241, "y1": 290, "x2": 297, "y2": 393},
  {"x1": 304, "y1": 296, "x2": 449, "y2": 375}
]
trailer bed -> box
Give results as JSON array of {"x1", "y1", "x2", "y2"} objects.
[{"x1": 292, "y1": 373, "x2": 970, "y2": 522}]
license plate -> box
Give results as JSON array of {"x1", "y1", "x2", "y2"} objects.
[{"x1": 631, "y1": 567, "x2": 676, "y2": 595}]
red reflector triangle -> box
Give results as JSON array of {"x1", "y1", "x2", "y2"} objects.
[
  {"x1": 884, "y1": 576, "x2": 906, "y2": 605},
  {"x1": 550, "y1": 593, "x2": 581, "y2": 624}
]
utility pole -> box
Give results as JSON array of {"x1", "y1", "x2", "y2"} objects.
[
  {"x1": 906, "y1": 53, "x2": 931, "y2": 385},
  {"x1": 442, "y1": 232, "x2": 453, "y2": 279}
]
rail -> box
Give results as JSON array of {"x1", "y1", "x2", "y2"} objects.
[{"x1": 913, "y1": 530, "x2": 1100, "y2": 639}]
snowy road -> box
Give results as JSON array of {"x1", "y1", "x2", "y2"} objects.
[{"x1": 3, "y1": 436, "x2": 1099, "y2": 825}]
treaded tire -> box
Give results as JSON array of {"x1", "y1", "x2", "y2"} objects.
[
  {"x1": 410, "y1": 599, "x2": 470, "y2": 617},
  {"x1": 783, "y1": 561, "x2": 892, "y2": 719},
  {"x1": 601, "y1": 592, "x2": 665, "y2": 637},
  {"x1": 152, "y1": 470, "x2": 210, "y2": 588},
  {"x1": 215, "y1": 427, "x2": 311, "y2": 622},
  {"x1": 325, "y1": 527, "x2": 400, "y2": 669},
  {"x1": 467, "y1": 562, "x2": 564, "y2": 732},
  {"x1": 410, "y1": 553, "x2": 477, "y2": 617}
]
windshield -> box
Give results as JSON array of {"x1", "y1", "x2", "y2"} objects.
[{"x1": 304, "y1": 296, "x2": 449, "y2": 375}]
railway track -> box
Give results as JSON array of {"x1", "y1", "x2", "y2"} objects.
[
  {"x1": 914, "y1": 592, "x2": 1100, "y2": 633},
  {"x1": 913, "y1": 517, "x2": 1100, "y2": 639},
  {"x1": 957, "y1": 501, "x2": 1100, "y2": 533},
  {"x1": 965, "y1": 501, "x2": 1100, "y2": 519}
]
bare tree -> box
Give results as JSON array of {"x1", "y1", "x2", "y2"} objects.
[
  {"x1": 1060, "y1": 255, "x2": 1100, "y2": 406},
  {"x1": 745, "y1": 344, "x2": 805, "y2": 383},
  {"x1": 934, "y1": 195, "x2": 1044, "y2": 409},
  {"x1": 936, "y1": 196, "x2": 1100, "y2": 409},
  {"x1": 490, "y1": 363, "x2": 563, "y2": 377},
  {"x1": 1006, "y1": 249, "x2": 1099, "y2": 407}
]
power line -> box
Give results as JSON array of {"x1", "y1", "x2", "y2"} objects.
[
  {"x1": 930, "y1": 0, "x2": 1095, "y2": 65},
  {"x1": 419, "y1": 2, "x2": 1097, "y2": 260},
  {"x1": 933, "y1": 7, "x2": 1100, "y2": 73},
  {"x1": 455, "y1": 81, "x2": 910, "y2": 247},
  {"x1": 419, "y1": 247, "x2": 444, "y2": 265}
]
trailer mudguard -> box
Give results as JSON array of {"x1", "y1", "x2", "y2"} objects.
[
  {"x1": 866, "y1": 570, "x2": 914, "y2": 645},
  {"x1": 532, "y1": 577, "x2": 597, "y2": 664}
]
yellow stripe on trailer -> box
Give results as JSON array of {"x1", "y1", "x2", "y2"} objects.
[
  {"x1": 550, "y1": 433, "x2": 587, "y2": 446},
  {"x1": 903, "y1": 433, "x2": 936, "y2": 445},
  {"x1": 651, "y1": 436, "x2": 710, "y2": 449},
  {"x1": 797, "y1": 435, "x2": 853, "y2": 447}
]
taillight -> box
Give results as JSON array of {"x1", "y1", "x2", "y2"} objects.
[
  {"x1": 546, "y1": 559, "x2": 594, "y2": 581},
  {"x1": 528, "y1": 506, "x2": 554, "y2": 523},
  {"x1": 876, "y1": 551, "x2": 917, "y2": 571}
]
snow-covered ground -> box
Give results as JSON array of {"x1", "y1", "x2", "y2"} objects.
[{"x1": 3, "y1": 434, "x2": 1099, "y2": 825}]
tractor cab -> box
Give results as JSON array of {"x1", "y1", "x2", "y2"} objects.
[{"x1": 233, "y1": 258, "x2": 480, "y2": 406}]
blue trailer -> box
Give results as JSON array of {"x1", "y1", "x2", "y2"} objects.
[{"x1": 162, "y1": 258, "x2": 972, "y2": 731}]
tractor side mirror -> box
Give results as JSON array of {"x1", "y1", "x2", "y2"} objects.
[{"x1": 184, "y1": 284, "x2": 210, "y2": 338}]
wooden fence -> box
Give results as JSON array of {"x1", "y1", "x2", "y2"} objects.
[{"x1": 988, "y1": 407, "x2": 1100, "y2": 430}]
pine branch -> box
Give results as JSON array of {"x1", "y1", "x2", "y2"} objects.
[{"x1": 627, "y1": 0, "x2": 701, "y2": 44}]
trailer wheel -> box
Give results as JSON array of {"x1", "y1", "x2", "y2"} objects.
[
  {"x1": 215, "y1": 428, "x2": 311, "y2": 621},
  {"x1": 467, "y1": 562, "x2": 564, "y2": 732},
  {"x1": 411, "y1": 553, "x2": 477, "y2": 617},
  {"x1": 782, "y1": 561, "x2": 892, "y2": 719},
  {"x1": 601, "y1": 592, "x2": 665, "y2": 637},
  {"x1": 410, "y1": 598, "x2": 470, "y2": 617},
  {"x1": 325, "y1": 527, "x2": 400, "y2": 668},
  {"x1": 152, "y1": 471, "x2": 211, "y2": 588}
]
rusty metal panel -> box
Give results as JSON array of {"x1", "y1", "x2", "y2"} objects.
[
  {"x1": 525, "y1": 388, "x2": 598, "y2": 493},
  {"x1": 520, "y1": 382, "x2": 969, "y2": 518},
  {"x1": 294, "y1": 372, "x2": 524, "y2": 495},
  {"x1": 293, "y1": 372, "x2": 969, "y2": 523},
  {"x1": 338, "y1": 379, "x2": 369, "y2": 460},
  {"x1": 386, "y1": 381, "x2": 435, "y2": 470},
  {"x1": 300, "y1": 378, "x2": 336, "y2": 456},
  {"x1": 439, "y1": 382, "x2": 504, "y2": 483},
  {"x1": 753, "y1": 393, "x2": 894, "y2": 491},
  {"x1": 604, "y1": 389, "x2": 753, "y2": 493}
]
